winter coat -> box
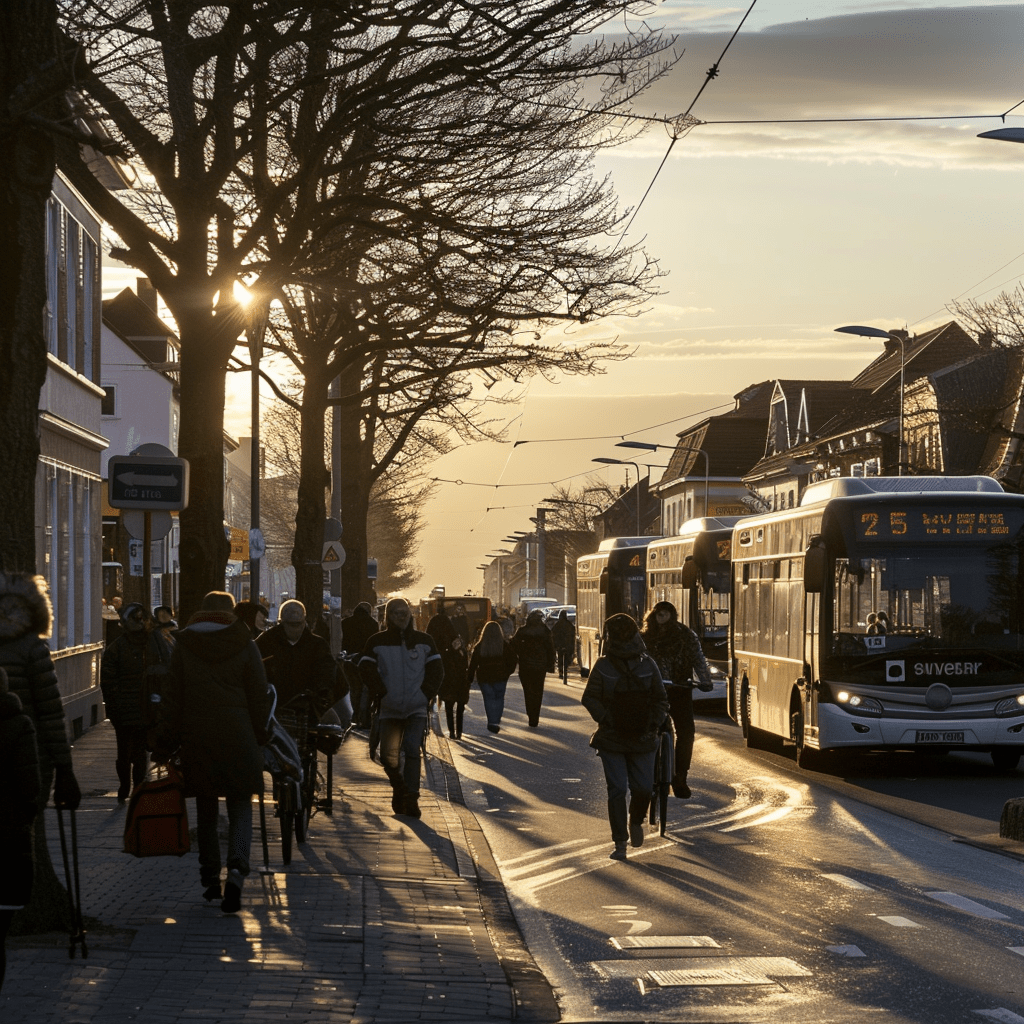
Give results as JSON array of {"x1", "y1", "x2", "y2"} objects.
[
  {"x1": 427, "y1": 613, "x2": 470, "y2": 704},
  {"x1": 341, "y1": 605, "x2": 379, "y2": 655},
  {"x1": 582, "y1": 634, "x2": 668, "y2": 754},
  {"x1": 359, "y1": 624, "x2": 443, "y2": 720},
  {"x1": 257, "y1": 623, "x2": 338, "y2": 710},
  {"x1": 156, "y1": 614, "x2": 273, "y2": 800},
  {"x1": 101, "y1": 625, "x2": 172, "y2": 729},
  {"x1": 551, "y1": 614, "x2": 576, "y2": 654},
  {"x1": 0, "y1": 690, "x2": 41, "y2": 907},
  {"x1": 511, "y1": 620, "x2": 555, "y2": 674},
  {"x1": 468, "y1": 644, "x2": 518, "y2": 686},
  {"x1": 0, "y1": 573, "x2": 72, "y2": 776},
  {"x1": 641, "y1": 619, "x2": 712, "y2": 716}
]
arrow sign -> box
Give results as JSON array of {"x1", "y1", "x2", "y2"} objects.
[
  {"x1": 322, "y1": 540, "x2": 346, "y2": 570},
  {"x1": 108, "y1": 455, "x2": 189, "y2": 510}
]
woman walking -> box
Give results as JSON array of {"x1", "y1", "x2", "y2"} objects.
[
  {"x1": 582, "y1": 614, "x2": 668, "y2": 860},
  {"x1": 510, "y1": 610, "x2": 555, "y2": 728},
  {"x1": 641, "y1": 601, "x2": 713, "y2": 798},
  {"x1": 468, "y1": 622, "x2": 518, "y2": 734}
]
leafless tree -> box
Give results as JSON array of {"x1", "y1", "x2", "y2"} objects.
[{"x1": 949, "y1": 287, "x2": 1024, "y2": 347}]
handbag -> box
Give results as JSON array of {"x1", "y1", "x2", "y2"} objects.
[{"x1": 123, "y1": 764, "x2": 190, "y2": 857}]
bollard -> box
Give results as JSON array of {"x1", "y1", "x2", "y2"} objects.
[{"x1": 999, "y1": 798, "x2": 1024, "y2": 841}]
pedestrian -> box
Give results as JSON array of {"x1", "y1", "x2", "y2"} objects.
[
  {"x1": 0, "y1": 666, "x2": 41, "y2": 994},
  {"x1": 582, "y1": 613, "x2": 668, "y2": 860},
  {"x1": 426, "y1": 605, "x2": 470, "y2": 740},
  {"x1": 499, "y1": 609, "x2": 515, "y2": 640},
  {"x1": 467, "y1": 621, "x2": 518, "y2": 734},
  {"x1": 256, "y1": 599, "x2": 337, "y2": 713},
  {"x1": 641, "y1": 601, "x2": 713, "y2": 799},
  {"x1": 233, "y1": 600, "x2": 268, "y2": 638},
  {"x1": 359, "y1": 598, "x2": 443, "y2": 818},
  {"x1": 153, "y1": 591, "x2": 273, "y2": 913},
  {"x1": 551, "y1": 609, "x2": 576, "y2": 685},
  {"x1": 341, "y1": 602, "x2": 379, "y2": 727},
  {"x1": 510, "y1": 609, "x2": 555, "y2": 728},
  {"x1": 0, "y1": 573, "x2": 81, "y2": 815},
  {"x1": 450, "y1": 603, "x2": 472, "y2": 648},
  {"x1": 101, "y1": 602, "x2": 173, "y2": 801}
]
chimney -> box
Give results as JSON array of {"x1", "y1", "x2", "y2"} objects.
[
  {"x1": 883, "y1": 328, "x2": 910, "y2": 356},
  {"x1": 978, "y1": 329, "x2": 995, "y2": 350},
  {"x1": 136, "y1": 277, "x2": 158, "y2": 312}
]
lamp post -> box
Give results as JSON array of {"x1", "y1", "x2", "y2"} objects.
[
  {"x1": 618, "y1": 440, "x2": 710, "y2": 518},
  {"x1": 835, "y1": 324, "x2": 908, "y2": 475},
  {"x1": 593, "y1": 457, "x2": 641, "y2": 534},
  {"x1": 245, "y1": 298, "x2": 269, "y2": 603}
]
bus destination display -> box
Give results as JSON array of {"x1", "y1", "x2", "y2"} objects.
[{"x1": 854, "y1": 508, "x2": 1022, "y2": 543}]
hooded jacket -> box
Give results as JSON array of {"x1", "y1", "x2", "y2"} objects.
[
  {"x1": 582, "y1": 633, "x2": 668, "y2": 754},
  {"x1": 359, "y1": 622, "x2": 443, "y2": 720},
  {"x1": 101, "y1": 604, "x2": 172, "y2": 729},
  {"x1": 511, "y1": 615, "x2": 556, "y2": 674},
  {"x1": 341, "y1": 603, "x2": 379, "y2": 655},
  {"x1": 0, "y1": 688, "x2": 41, "y2": 906},
  {"x1": 156, "y1": 613, "x2": 273, "y2": 799},
  {"x1": 551, "y1": 611, "x2": 576, "y2": 653},
  {"x1": 0, "y1": 573, "x2": 72, "y2": 773}
]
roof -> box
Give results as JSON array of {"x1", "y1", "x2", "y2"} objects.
[
  {"x1": 849, "y1": 321, "x2": 978, "y2": 394},
  {"x1": 102, "y1": 287, "x2": 178, "y2": 365}
]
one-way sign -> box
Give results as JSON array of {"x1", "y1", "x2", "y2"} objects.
[{"x1": 108, "y1": 455, "x2": 190, "y2": 510}]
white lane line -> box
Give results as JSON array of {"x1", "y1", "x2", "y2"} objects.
[
  {"x1": 496, "y1": 837, "x2": 590, "y2": 866},
  {"x1": 1008, "y1": 947, "x2": 1024, "y2": 957},
  {"x1": 504, "y1": 841, "x2": 611, "y2": 880},
  {"x1": 827, "y1": 945, "x2": 867, "y2": 957},
  {"x1": 974, "y1": 1010, "x2": 1024, "y2": 1023},
  {"x1": 822, "y1": 873, "x2": 874, "y2": 891},
  {"x1": 611, "y1": 935, "x2": 720, "y2": 950},
  {"x1": 878, "y1": 916, "x2": 922, "y2": 928},
  {"x1": 926, "y1": 891, "x2": 1010, "y2": 920}
]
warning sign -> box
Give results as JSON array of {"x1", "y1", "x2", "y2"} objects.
[{"x1": 321, "y1": 540, "x2": 346, "y2": 570}]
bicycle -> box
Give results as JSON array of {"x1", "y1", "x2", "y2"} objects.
[{"x1": 648, "y1": 721, "x2": 674, "y2": 837}]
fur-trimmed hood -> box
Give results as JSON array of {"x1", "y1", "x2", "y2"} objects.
[{"x1": 0, "y1": 573, "x2": 53, "y2": 642}]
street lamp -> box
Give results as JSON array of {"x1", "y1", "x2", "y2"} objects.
[
  {"x1": 835, "y1": 324, "x2": 908, "y2": 475},
  {"x1": 978, "y1": 128, "x2": 1024, "y2": 144},
  {"x1": 618, "y1": 440, "x2": 710, "y2": 518},
  {"x1": 592, "y1": 457, "x2": 643, "y2": 535}
]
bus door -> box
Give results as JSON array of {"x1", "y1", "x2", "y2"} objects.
[{"x1": 802, "y1": 538, "x2": 828, "y2": 741}]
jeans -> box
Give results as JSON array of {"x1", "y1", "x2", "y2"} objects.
[
  {"x1": 195, "y1": 793, "x2": 253, "y2": 887},
  {"x1": 597, "y1": 749, "x2": 656, "y2": 843},
  {"x1": 479, "y1": 679, "x2": 508, "y2": 728},
  {"x1": 378, "y1": 715, "x2": 428, "y2": 796},
  {"x1": 443, "y1": 701, "x2": 465, "y2": 738}
]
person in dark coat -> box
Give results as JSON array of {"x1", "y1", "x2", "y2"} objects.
[
  {"x1": 341, "y1": 602, "x2": 379, "y2": 728},
  {"x1": 0, "y1": 572, "x2": 80, "y2": 814},
  {"x1": 359, "y1": 598, "x2": 443, "y2": 818},
  {"x1": 427, "y1": 606, "x2": 470, "y2": 740},
  {"x1": 467, "y1": 621, "x2": 518, "y2": 733},
  {"x1": 233, "y1": 600, "x2": 268, "y2": 637},
  {"x1": 582, "y1": 613, "x2": 668, "y2": 860},
  {"x1": 510, "y1": 610, "x2": 555, "y2": 727},
  {"x1": 101, "y1": 603, "x2": 172, "y2": 802},
  {"x1": 449, "y1": 603, "x2": 472, "y2": 649},
  {"x1": 256, "y1": 600, "x2": 337, "y2": 713},
  {"x1": 154, "y1": 591, "x2": 273, "y2": 914},
  {"x1": 0, "y1": 666, "x2": 41, "y2": 993},
  {"x1": 551, "y1": 609, "x2": 576, "y2": 685},
  {"x1": 641, "y1": 601, "x2": 713, "y2": 799}
]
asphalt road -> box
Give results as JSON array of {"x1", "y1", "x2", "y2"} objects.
[{"x1": 450, "y1": 676, "x2": 1024, "y2": 1024}]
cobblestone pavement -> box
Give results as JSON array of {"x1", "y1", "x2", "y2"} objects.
[{"x1": 3, "y1": 715, "x2": 559, "y2": 1023}]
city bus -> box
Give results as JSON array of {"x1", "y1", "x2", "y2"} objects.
[
  {"x1": 729, "y1": 476, "x2": 1024, "y2": 771},
  {"x1": 646, "y1": 516, "x2": 747, "y2": 673},
  {"x1": 576, "y1": 537, "x2": 656, "y2": 676}
]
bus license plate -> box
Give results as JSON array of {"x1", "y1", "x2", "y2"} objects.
[{"x1": 916, "y1": 731, "x2": 965, "y2": 744}]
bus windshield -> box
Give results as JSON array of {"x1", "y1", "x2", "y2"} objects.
[{"x1": 833, "y1": 542, "x2": 1024, "y2": 652}]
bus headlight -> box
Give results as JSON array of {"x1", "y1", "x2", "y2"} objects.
[
  {"x1": 836, "y1": 691, "x2": 882, "y2": 715},
  {"x1": 994, "y1": 695, "x2": 1024, "y2": 717}
]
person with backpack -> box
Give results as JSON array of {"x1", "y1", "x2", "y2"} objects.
[
  {"x1": 510, "y1": 610, "x2": 555, "y2": 728},
  {"x1": 550, "y1": 609, "x2": 576, "y2": 685},
  {"x1": 641, "y1": 601, "x2": 713, "y2": 799},
  {"x1": 582, "y1": 613, "x2": 668, "y2": 861},
  {"x1": 467, "y1": 621, "x2": 518, "y2": 734}
]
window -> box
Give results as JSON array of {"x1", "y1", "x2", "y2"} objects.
[{"x1": 101, "y1": 384, "x2": 117, "y2": 417}]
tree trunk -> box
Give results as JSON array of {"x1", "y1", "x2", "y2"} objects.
[
  {"x1": 335, "y1": 361, "x2": 373, "y2": 609},
  {"x1": 175, "y1": 315, "x2": 232, "y2": 622},
  {"x1": 0, "y1": 2, "x2": 58, "y2": 572},
  {"x1": 292, "y1": 367, "x2": 330, "y2": 626}
]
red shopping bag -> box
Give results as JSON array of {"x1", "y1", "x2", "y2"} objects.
[{"x1": 123, "y1": 764, "x2": 190, "y2": 858}]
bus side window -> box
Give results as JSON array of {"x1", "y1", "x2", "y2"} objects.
[
  {"x1": 599, "y1": 567, "x2": 609, "y2": 595},
  {"x1": 681, "y1": 556, "x2": 698, "y2": 591},
  {"x1": 804, "y1": 536, "x2": 827, "y2": 593}
]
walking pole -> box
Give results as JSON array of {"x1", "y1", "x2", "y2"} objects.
[{"x1": 56, "y1": 807, "x2": 88, "y2": 958}]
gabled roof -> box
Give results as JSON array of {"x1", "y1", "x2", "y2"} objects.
[
  {"x1": 849, "y1": 321, "x2": 978, "y2": 394},
  {"x1": 102, "y1": 287, "x2": 178, "y2": 365}
]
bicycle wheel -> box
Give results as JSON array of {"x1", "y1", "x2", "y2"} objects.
[
  {"x1": 295, "y1": 749, "x2": 315, "y2": 844},
  {"x1": 277, "y1": 780, "x2": 295, "y2": 865},
  {"x1": 658, "y1": 731, "x2": 674, "y2": 836}
]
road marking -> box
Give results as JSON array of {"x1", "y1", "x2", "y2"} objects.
[
  {"x1": 504, "y1": 842, "x2": 610, "y2": 879},
  {"x1": 822, "y1": 873, "x2": 874, "y2": 891},
  {"x1": 611, "y1": 935, "x2": 720, "y2": 950},
  {"x1": 878, "y1": 916, "x2": 922, "y2": 928},
  {"x1": 497, "y1": 838, "x2": 590, "y2": 866},
  {"x1": 926, "y1": 891, "x2": 1010, "y2": 920},
  {"x1": 827, "y1": 945, "x2": 867, "y2": 957},
  {"x1": 1008, "y1": 947, "x2": 1024, "y2": 957},
  {"x1": 593, "y1": 956, "x2": 810, "y2": 986},
  {"x1": 974, "y1": 1010, "x2": 1024, "y2": 1023}
]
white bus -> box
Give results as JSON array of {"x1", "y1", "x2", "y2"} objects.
[{"x1": 729, "y1": 476, "x2": 1024, "y2": 771}]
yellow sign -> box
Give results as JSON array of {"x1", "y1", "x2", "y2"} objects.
[{"x1": 228, "y1": 526, "x2": 248, "y2": 561}]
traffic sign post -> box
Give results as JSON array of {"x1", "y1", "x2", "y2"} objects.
[
  {"x1": 108, "y1": 455, "x2": 189, "y2": 510},
  {"x1": 322, "y1": 540, "x2": 346, "y2": 570}
]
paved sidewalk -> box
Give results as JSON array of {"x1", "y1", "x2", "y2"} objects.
[{"x1": 3, "y1": 716, "x2": 559, "y2": 1023}]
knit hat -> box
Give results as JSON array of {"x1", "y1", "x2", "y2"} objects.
[{"x1": 604, "y1": 613, "x2": 639, "y2": 643}]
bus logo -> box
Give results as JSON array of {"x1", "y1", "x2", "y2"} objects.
[{"x1": 886, "y1": 660, "x2": 905, "y2": 682}]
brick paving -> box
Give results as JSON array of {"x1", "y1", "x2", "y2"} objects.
[{"x1": 3, "y1": 717, "x2": 559, "y2": 1023}]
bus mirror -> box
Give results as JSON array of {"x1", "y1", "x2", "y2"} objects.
[
  {"x1": 804, "y1": 537, "x2": 827, "y2": 593},
  {"x1": 599, "y1": 566, "x2": 609, "y2": 595},
  {"x1": 681, "y1": 556, "x2": 699, "y2": 591}
]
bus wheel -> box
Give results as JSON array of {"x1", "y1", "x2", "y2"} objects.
[
  {"x1": 742, "y1": 686, "x2": 766, "y2": 750},
  {"x1": 792, "y1": 709, "x2": 823, "y2": 770},
  {"x1": 991, "y1": 747, "x2": 1022, "y2": 772}
]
